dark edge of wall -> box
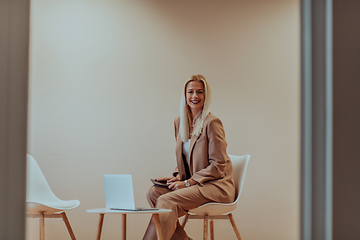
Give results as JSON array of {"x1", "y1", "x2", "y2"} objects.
[
  {"x1": 0, "y1": 0, "x2": 30, "y2": 239},
  {"x1": 333, "y1": 0, "x2": 360, "y2": 239}
]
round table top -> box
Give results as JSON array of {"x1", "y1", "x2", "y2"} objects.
[{"x1": 86, "y1": 208, "x2": 172, "y2": 214}]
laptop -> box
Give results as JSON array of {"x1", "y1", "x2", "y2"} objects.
[{"x1": 103, "y1": 174, "x2": 156, "y2": 211}]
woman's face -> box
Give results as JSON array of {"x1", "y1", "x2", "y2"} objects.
[{"x1": 186, "y1": 81, "x2": 205, "y2": 116}]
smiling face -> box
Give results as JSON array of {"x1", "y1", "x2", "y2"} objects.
[{"x1": 186, "y1": 80, "x2": 205, "y2": 118}]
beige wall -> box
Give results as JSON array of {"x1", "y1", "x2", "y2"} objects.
[{"x1": 27, "y1": 0, "x2": 300, "y2": 239}]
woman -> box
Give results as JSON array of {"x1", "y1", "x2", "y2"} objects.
[{"x1": 143, "y1": 75, "x2": 235, "y2": 240}]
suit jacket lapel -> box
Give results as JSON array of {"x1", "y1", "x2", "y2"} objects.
[{"x1": 189, "y1": 134, "x2": 201, "y2": 174}]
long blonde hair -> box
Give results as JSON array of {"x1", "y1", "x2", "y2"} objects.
[{"x1": 179, "y1": 74, "x2": 211, "y2": 142}]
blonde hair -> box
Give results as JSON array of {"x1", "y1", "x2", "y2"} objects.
[{"x1": 179, "y1": 74, "x2": 211, "y2": 142}]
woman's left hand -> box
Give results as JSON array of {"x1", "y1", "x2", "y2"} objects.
[{"x1": 168, "y1": 181, "x2": 186, "y2": 191}]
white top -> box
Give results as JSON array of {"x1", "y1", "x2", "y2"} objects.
[{"x1": 183, "y1": 139, "x2": 191, "y2": 165}]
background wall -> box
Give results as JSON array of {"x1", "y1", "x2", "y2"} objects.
[{"x1": 26, "y1": 0, "x2": 300, "y2": 239}]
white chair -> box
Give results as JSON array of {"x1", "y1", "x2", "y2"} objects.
[
  {"x1": 26, "y1": 154, "x2": 80, "y2": 240},
  {"x1": 181, "y1": 154, "x2": 250, "y2": 240}
]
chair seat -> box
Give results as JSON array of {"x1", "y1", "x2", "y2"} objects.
[
  {"x1": 27, "y1": 199, "x2": 80, "y2": 214},
  {"x1": 188, "y1": 202, "x2": 237, "y2": 216}
]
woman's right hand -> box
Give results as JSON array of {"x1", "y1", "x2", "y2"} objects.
[
  {"x1": 167, "y1": 175, "x2": 181, "y2": 183},
  {"x1": 155, "y1": 177, "x2": 173, "y2": 182},
  {"x1": 155, "y1": 175, "x2": 180, "y2": 184}
]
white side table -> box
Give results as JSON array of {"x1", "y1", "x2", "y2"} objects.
[{"x1": 86, "y1": 208, "x2": 171, "y2": 240}]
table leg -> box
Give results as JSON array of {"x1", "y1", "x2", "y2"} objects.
[
  {"x1": 97, "y1": 214, "x2": 104, "y2": 240},
  {"x1": 203, "y1": 214, "x2": 209, "y2": 240},
  {"x1": 153, "y1": 213, "x2": 163, "y2": 240},
  {"x1": 40, "y1": 212, "x2": 45, "y2": 240},
  {"x1": 209, "y1": 218, "x2": 214, "y2": 240},
  {"x1": 122, "y1": 214, "x2": 127, "y2": 240}
]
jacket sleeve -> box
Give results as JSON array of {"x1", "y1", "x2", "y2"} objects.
[{"x1": 191, "y1": 118, "x2": 228, "y2": 185}]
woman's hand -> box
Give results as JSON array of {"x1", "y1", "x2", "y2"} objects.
[
  {"x1": 155, "y1": 175, "x2": 181, "y2": 186},
  {"x1": 166, "y1": 175, "x2": 180, "y2": 183},
  {"x1": 168, "y1": 174, "x2": 188, "y2": 190},
  {"x1": 168, "y1": 178, "x2": 197, "y2": 190},
  {"x1": 168, "y1": 181, "x2": 186, "y2": 190},
  {"x1": 155, "y1": 177, "x2": 173, "y2": 182},
  {"x1": 156, "y1": 175, "x2": 180, "y2": 182}
]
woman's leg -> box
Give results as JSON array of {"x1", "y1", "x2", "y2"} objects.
[
  {"x1": 143, "y1": 186, "x2": 172, "y2": 240},
  {"x1": 147, "y1": 185, "x2": 172, "y2": 208},
  {"x1": 143, "y1": 185, "x2": 212, "y2": 240}
]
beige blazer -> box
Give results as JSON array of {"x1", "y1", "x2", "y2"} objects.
[{"x1": 173, "y1": 113, "x2": 235, "y2": 203}]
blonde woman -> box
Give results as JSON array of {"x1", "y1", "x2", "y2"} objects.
[{"x1": 143, "y1": 75, "x2": 235, "y2": 240}]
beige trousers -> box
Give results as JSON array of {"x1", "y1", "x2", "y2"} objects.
[{"x1": 142, "y1": 185, "x2": 212, "y2": 240}]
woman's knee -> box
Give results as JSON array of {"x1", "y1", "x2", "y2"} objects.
[
  {"x1": 147, "y1": 185, "x2": 170, "y2": 207},
  {"x1": 156, "y1": 194, "x2": 170, "y2": 208},
  {"x1": 156, "y1": 192, "x2": 179, "y2": 209},
  {"x1": 156, "y1": 194, "x2": 188, "y2": 217},
  {"x1": 146, "y1": 186, "x2": 158, "y2": 207}
]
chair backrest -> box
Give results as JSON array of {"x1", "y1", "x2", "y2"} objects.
[
  {"x1": 26, "y1": 154, "x2": 59, "y2": 202},
  {"x1": 228, "y1": 154, "x2": 250, "y2": 203}
]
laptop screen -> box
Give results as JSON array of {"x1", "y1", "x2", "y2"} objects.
[{"x1": 103, "y1": 174, "x2": 136, "y2": 209}]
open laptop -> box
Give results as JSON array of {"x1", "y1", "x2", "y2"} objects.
[{"x1": 103, "y1": 174, "x2": 156, "y2": 211}]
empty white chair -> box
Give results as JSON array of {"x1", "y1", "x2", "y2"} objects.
[
  {"x1": 26, "y1": 154, "x2": 80, "y2": 240},
  {"x1": 181, "y1": 154, "x2": 250, "y2": 240}
]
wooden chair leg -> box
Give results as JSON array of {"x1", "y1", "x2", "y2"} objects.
[
  {"x1": 97, "y1": 214, "x2": 105, "y2": 240},
  {"x1": 153, "y1": 213, "x2": 163, "y2": 240},
  {"x1": 209, "y1": 219, "x2": 214, "y2": 240},
  {"x1": 203, "y1": 214, "x2": 209, "y2": 240},
  {"x1": 121, "y1": 214, "x2": 127, "y2": 240},
  {"x1": 181, "y1": 213, "x2": 190, "y2": 228},
  {"x1": 228, "y1": 213, "x2": 242, "y2": 240},
  {"x1": 40, "y1": 212, "x2": 45, "y2": 240},
  {"x1": 61, "y1": 212, "x2": 76, "y2": 240}
]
